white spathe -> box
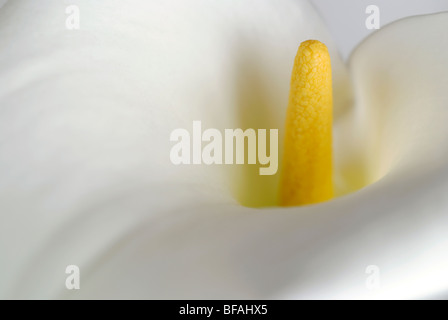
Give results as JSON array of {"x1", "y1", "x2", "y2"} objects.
[{"x1": 0, "y1": 0, "x2": 447, "y2": 299}]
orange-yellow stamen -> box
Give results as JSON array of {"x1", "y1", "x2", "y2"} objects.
[{"x1": 280, "y1": 40, "x2": 333, "y2": 206}]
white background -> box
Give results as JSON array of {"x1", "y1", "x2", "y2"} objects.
[
  {"x1": 2, "y1": 0, "x2": 447, "y2": 60},
  {"x1": 311, "y1": 0, "x2": 448, "y2": 59}
]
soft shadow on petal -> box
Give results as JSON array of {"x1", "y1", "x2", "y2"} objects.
[
  {"x1": 0, "y1": 0, "x2": 346, "y2": 298},
  {"x1": 3, "y1": 1, "x2": 447, "y2": 300},
  {"x1": 335, "y1": 12, "x2": 448, "y2": 196},
  {"x1": 227, "y1": 1, "x2": 350, "y2": 207},
  {"x1": 68, "y1": 13, "x2": 448, "y2": 299}
]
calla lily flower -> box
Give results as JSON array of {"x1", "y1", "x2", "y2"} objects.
[{"x1": 1, "y1": 0, "x2": 448, "y2": 299}]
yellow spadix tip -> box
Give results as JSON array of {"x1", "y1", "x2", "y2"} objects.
[{"x1": 280, "y1": 40, "x2": 333, "y2": 206}]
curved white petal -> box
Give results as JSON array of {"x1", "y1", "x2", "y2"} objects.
[
  {"x1": 0, "y1": 0, "x2": 350, "y2": 298},
  {"x1": 68, "y1": 13, "x2": 448, "y2": 300},
  {"x1": 2, "y1": 0, "x2": 448, "y2": 300}
]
